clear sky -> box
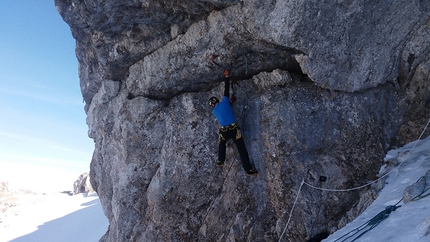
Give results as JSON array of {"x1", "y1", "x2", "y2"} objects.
[{"x1": 0, "y1": 1, "x2": 94, "y2": 191}]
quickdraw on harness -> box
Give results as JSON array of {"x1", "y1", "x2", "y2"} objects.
[
  {"x1": 219, "y1": 123, "x2": 242, "y2": 141},
  {"x1": 220, "y1": 123, "x2": 238, "y2": 132}
]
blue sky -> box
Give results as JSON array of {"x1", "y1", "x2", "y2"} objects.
[{"x1": 0, "y1": 1, "x2": 94, "y2": 190}]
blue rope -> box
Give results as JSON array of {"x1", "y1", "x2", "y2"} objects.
[{"x1": 334, "y1": 204, "x2": 401, "y2": 242}]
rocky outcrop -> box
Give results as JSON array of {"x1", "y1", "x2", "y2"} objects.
[
  {"x1": 55, "y1": 0, "x2": 430, "y2": 241},
  {"x1": 403, "y1": 170, "x2": 430, "y2": 203},
  {"x1": 0, "y1": 182, "x2": 10, "y2": 196},
  {"x1": 73, "y1": 173, "x2": 94, "y2": 195}
]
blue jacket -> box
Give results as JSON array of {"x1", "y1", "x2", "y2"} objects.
[
  {"x1": 212, "y1": 77, "x2": 236, "y2": 126},
  {"x1": 212, "y1": 96, "x2": 236, "y2": 126}
]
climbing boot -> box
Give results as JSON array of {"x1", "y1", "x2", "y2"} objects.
[
  {"x1": 246, "y1": 169, "x2": 258, "y2": 176},
  {"x1": 216, "y1": 161, "x2": 224, "y2": 167}
]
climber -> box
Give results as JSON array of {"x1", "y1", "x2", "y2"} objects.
[{"x1": 208, "y1": 69, "x2": 258, "y2": 176}]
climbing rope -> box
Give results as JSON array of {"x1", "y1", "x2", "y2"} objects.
[
  {"x1": 411, "y1": 176, "x2": 430, "y2": 202},
  {"x1": 278, "y1": 179, "x2": 304, "y2": 242},
  {"x1": 333, "y1": 169, "x2": 430, "y2": 241},
  {"x1": 393, "y1": 117, "x2": 430, "y2": 177},
  {"x1": 412, "y1": 187, "x2": 430, "y2": 201},
  {"x1": 201, "y1": 154, "x2": 238, "y2": 226},
  {"x1": 305, "y1": 116, "x2": 430, "y2": 193},
  {"x1": 277, "y1": 116, "x2": 430, "y2": 241},
  {"x1": 333, "y1": 202, "x2": 402, "y2": 242}
]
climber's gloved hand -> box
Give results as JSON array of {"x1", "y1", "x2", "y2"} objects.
[{"x1": 223, "y1": 69, "x2": 230, "y2": 78}]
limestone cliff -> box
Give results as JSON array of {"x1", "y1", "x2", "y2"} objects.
[{"x1": 55, "y1": 0, "x2": 430, "y2": 241}]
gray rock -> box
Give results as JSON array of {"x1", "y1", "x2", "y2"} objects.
[
  {"x1": 55, "y1": 0, "x2": 430, "y2": 241},
  {"x1": 403, "y1": 170, "x2": 430, "y2": 203},
  {"x1": 73, "y1": 173, "x2": 94, "y2": 195},
  {"x1": 0, "y1": 181, "x2": 10, "y2": 195}
]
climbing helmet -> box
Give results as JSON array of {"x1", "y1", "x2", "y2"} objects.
[{"x1": 208, "y1": 96, "x2": 219, "y2": 107}]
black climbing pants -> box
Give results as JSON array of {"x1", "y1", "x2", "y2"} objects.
[{"x1": 218, "y1": 124, "x2": 252, "y2": 171}]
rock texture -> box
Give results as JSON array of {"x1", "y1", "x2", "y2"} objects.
[
  {"x1": 403, "y1": 170, "x2": 430, "y2": 203},
  {"x1": 55, "y1": 0, "x2": 430, "y2": 241},
  {"x1": 73, "y1": 172, "x2": 94, "y2": 195}
]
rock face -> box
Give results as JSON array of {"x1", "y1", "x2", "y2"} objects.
[
  {"x1": 73, "y1": 173, "x2": 94, "y2": 195},
  {"x1": 55, "y1": 0, "x2": 430, "y2": 241},
  {"x1": 403, "y1": 170, "x2": 430, "y2": 203}
]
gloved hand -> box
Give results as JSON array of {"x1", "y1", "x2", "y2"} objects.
[{"x1": 223, "y1": 69, "x2": 230, "y2": 77}]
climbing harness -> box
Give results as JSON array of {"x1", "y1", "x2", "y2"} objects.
[
  {"x1": 219, "y1": 123, "x2": 242, "y2": 141},
  {"x1": 220, "y1": 123, "x2": 238, "y2": 132},
  {"x1": 278, "y1": 180, "x2": 305, "y2": 241}
]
